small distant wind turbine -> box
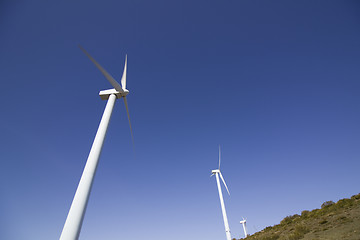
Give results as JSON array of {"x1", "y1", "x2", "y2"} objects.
[
  {"x1": 211, "y1": 145, "x2": 232, "y2": 240},
  {"x1": 59, "y1": 46, "x2": 133, "y2": 240},
  {"x1": 240, "y1": 217, "x2": 248, "y2": 238}
]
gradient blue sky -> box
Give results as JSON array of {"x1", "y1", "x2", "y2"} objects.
[{"x1": 1, "y1": 1, "x2": 360, "y2": 239}]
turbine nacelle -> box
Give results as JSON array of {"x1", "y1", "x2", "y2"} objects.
[
  {"x1": 99, "y1": 88, "x2": 129, "y2": 100},
  {"x1": 211, "y1": 169, "x2": 220, "y2": 174}
]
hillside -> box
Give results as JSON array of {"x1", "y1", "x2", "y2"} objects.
[{"x1": 236, "y1": 193, "x2": 360, "y2": 240}]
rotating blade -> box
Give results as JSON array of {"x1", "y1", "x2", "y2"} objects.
[
  {"x1": 219, "y1": 171, "x2": 230, "y2": 195},
  {"x1": 79, "y1": 45, "x2": 124, "y2": 93},
  {"x1": 218, "y1": 145, "x2": 221, "y2": 170},
  {"x1": 120, "y1": 55, "x2": 127, "y2": 90},
  {"x1": 123, "y1": 96, "x2": 134, "y2": 145}
]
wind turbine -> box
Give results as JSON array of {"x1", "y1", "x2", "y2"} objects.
[
  {"x1": 211, "y1": 145, "x2": 232, "y2": 240},
  {"x1": 240, "y1": 217, "x2": 248, "y2": 238},
  {"x1": 59, "y1": 46, "x2": 133, "y2": 240}
]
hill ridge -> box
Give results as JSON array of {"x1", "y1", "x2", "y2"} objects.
[{"x1": 236, "y1": 193, "x2": 360, "y2": 240}]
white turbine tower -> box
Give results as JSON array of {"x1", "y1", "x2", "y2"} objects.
[
  {"x1": 240, "y1": 217, "x2": 248, "y2": 238},
  {"x1": 59, "y1": 46, "x2": 133, "y2": 240},
  {"x1": 211, "y1": 145, "x2": 232, "y2": 240}
]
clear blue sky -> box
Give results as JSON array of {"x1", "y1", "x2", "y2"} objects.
[{"x1": 1, "y1": 1, "x2": 359, "y2": 239}]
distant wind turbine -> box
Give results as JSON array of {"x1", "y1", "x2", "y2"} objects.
[
  {"x1": 59, "y1": 46, "x2": 133, "y2": 240},
  {"x1": 211, "y1": 145, "x2": 232, "y2": 240},
  {"x1": 240, "y1": 217, "x2": 248, "y2": 238}
]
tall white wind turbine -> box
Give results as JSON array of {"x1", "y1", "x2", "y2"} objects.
[
  {"x1": 240, "y1": 217, "x2": 248, "y2": 238},
  {"x1": 211, "y1": 145, "x2": 232, "y2": 240},
  {"x1": 59, "y1": 46, "x2": 133, "y2": 240}
]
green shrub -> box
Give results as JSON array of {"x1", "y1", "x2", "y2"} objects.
[
  {"x1": 336, "y1": 215, "x2": 349, "y2": 223},
  {"x1": 286, "y1": 224, "x2": 310, "y2": 240},
  {"x1": 264, "y1": 226, "x2": 273, "y2": 231},
  {"x1": 335, "y1": 198, "x2": 353, "y2": 209},
  {"x1": 351, "y1": 193, "x2": 360, "y2": 200},
  {"x1": 294, "y1": 224, "x2": 309, "y2": 235},
  {"x1": 309, "y1": 208, "x2": 321, "y2": 218},
  {"x1": 280, "y1": 214, "x2": 300, "y2": 225},
  {"x1": 262, "y1": 233, "x2": 280, "y2": 240},
  {"x1": 319, "y1": 219, "x2": 328, "y2": 224},
  {"x1": 321, "y1": 201, "x2": 335, "y2": 208},
  {"x1": 301, "y1": 210, "x2": 310, "y2": 217},
  {"x1": 288, "y1": 232, "x2": 303, "y2": 240}
]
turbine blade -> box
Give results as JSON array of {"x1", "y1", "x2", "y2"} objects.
[
  {"x1": 218, "y1": 145, "x2": 221, "y2": 170},
  {"x1": 123, "y1": 96, "x2": 134, "y2": 145},
  {"x1": 219, "y1": 171, "x2": 230, "y2": 195},
  {"x1": 210, "y1": 173, "x2": 215, "y2": 177},
  {"x1": 120, "y1": 55, "x2": 127, "y2": 90},
  {"x1": 79, "y1": 45, "x2": 123, "y2": 93}
]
